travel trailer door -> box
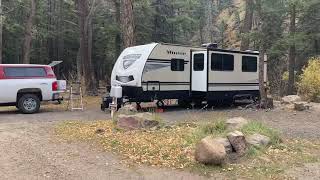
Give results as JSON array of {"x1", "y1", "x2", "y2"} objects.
[{"x1": 191, "y1": 51, "x2": 207, "y2": 92}]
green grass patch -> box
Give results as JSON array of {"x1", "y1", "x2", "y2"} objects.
[
  {"x1": 241, "y1": 121, "x2": 281, "y2": 145},
  {"x1": 184, "y1": 119, "x2": 227, "y2": 146}
]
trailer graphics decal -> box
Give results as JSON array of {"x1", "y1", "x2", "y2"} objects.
[
  {"x1": 122, "y1": 54, "x2": 142, "y2": 69},
  {"x1": 143, "y1": 63, "x2": 170, "y2": 73}
]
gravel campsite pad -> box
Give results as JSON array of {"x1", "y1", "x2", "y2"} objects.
[{"x1": 0, "y1": 100, "x2": 320, "y2": 179}]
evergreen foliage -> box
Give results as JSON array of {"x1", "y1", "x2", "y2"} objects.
[{"x1": 0, "y1": 0, "x2": 319, "y2": 94}]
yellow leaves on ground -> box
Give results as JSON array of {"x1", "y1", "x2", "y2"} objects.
[
  {"x1": 56, "y1": 120, "x2": 320, "y2": 179},
  {"x1": 56, "y1": 121, "x2": 196, "y2": 168}
]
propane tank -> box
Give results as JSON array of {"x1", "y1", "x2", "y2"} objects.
[
  {"x1": 110, "y1": 85, "x2": 122, "y2": 98},
  {"x1": 110, "y1": 85, "x2": 122, "y2": 119}
]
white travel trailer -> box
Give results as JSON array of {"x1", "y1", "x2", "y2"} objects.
[{"x1": 101, "y1": 43, "x2": 267, "y2": 109}]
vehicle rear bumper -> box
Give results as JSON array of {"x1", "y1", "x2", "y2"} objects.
[{"x1": 52, "y1": 93, "x2": 64, "y2": 101}]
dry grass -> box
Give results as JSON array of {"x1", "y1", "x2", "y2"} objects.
[
  {"x1": 43, "y1": 96, "x2": 101, "y2": 111},
  {"x1": 0, "y1": 96, "x2": 101, "y2": 112},
  {"x1": 56, "y1": 120, "x2": 196, "y2": 168},
  {"x1": 55, "y1": 119, "x2": 320, "y2": 179}
]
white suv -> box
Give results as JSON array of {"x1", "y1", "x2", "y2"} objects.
[{"x1": 0, "y1": 64, "x2": 66, "y2": 114}]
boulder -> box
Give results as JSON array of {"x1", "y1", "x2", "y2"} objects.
[
  {"x1": 117, "y1": 104, "x2": 138, "y2": 115},
  {"x1": 195, "y1": 136, "x2": 227, "y2": 165},
  {"x1": 226, "y1": 117, "x2": 248, "y2": 130},
  {"x1": 213, "y1": 137, "x2": 233, "y2": 154},
  {"x1": 117, "y1": 113, "x2": 159, "y2": 130},
  {"x1": 227, "y1": 131, "x2": 247, "y2": 156},
  {"x1": 141, "y1": 120, "x2": 159, "y2": 129},
  {"x1": 246, "y1": 133, "x2": 271, "y2": 147},
  {"x1": 294, "y1": 101, "x2": 310, "y2": 111},
  {"x1": 281, "y1": 95, "x2": 302, "y2": 104},
  {"x1": 117, "y1": 116, "x2": 141, "y2": 130}
]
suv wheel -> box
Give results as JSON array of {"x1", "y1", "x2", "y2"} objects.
[{"x1": 18, "y1": 94, "x2": 40, "y2": 114}]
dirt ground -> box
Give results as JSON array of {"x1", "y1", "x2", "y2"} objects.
[{"x1": 0, "y1": 101, "x2": 319, "y2": 180}]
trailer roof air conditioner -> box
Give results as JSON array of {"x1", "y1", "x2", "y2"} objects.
[{"x1": 201, "y1": 43, "x2": 218, "y2": 50}]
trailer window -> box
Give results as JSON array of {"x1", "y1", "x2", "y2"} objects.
[
  {"x1": 4, "y1": 67, "x2": 47, "y2": 77},
  {"x1": 171, "y1": 59, "x2": 184, "y2": 71},
  {"x1": 211, "y1": 53, "x2": 234, "y2": 71},
  {"x1": 193, "y1": 54, "x2": 204, "y2": 71},
  {"x1": 242, "y1": 56, "x2": 257, "y2": 72}
]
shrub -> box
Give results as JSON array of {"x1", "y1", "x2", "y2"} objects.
[{"x1": 298, "y1": 57, "x2": 320, "y2": 101}]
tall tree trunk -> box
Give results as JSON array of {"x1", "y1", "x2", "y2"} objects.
[
  {"x1": 47, "y1": 0, "x2": 53, "y2": 64},
  {"x1": 204, "y1": 0, "x2": 214, "y2": 42},
  {"x1": 121, "y1": 0, "x2": 135, "y2": 48},
  {"x1": 259, "y1": 49, "x2": 267, "y2": 107},
  {"x1": 87, "y1": 15, "x2": 96, "y2": 92},
  {"x1": 287, "y1": 3, "x2": 296, "y2": 95},
  {"x1": 0, "y1": 0, "x2": 3, "y2": 64},
  {"x1": 240, "y1": 0, "x2": 254, "y2": 51},
  {"x1": 77, "y1": 0, "x2": 97, "y2": 95},
  {"x1": 22, "y1": 0, "x2": 36, "y2": 64},
  {"x1": 112, "y1": 0, "x2": 121, "y2": 56},
  {"x1": 256, "y1": 0, "x2": 267, "y2": 107}
]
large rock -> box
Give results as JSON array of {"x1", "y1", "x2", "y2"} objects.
[
  {"x1": 213, "y1": 137, "x2": 233, "y2": 154},
  {"x1": 195, "y1": 136, "x2": 227, "y2": 165},
  {"x1": 294, "y1": 101, "x2": 310, "y2": 111},
  {"x1": 117, "y1": 104, "x2": 138, "y2": 115},
  {"x1": 281, "y1": 95, "x2": 302, "y2": 104},
  {"x1": 117, "y1": 116, "x2": 141, "y2": 130},
  {"x1": 246, "y1": 133, "x2": 271, "y2": 147},
  {"x1": 226, "y1": 117, "x2": 248, "y2": 130},
  {"x1": 227, "y1": 131, "x2": 247, "y2": 156},
  {"x1": 117, "y1": 113, "x2": 159, "y2": 130}
]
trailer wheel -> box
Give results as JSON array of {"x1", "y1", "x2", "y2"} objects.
[{"x1": 156, "y1": 100, "x2": 165, "y2": 109}]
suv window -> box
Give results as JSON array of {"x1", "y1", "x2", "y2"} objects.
[
  {"x1": 4, "y1": 67, "x2": 47, "y2": 77},
  {"x1": 171, "y1": 59, "x2": 184, "y2": 71},
  {"x1": 211, "y1": 53, "x2": 234, "y2": 71}
]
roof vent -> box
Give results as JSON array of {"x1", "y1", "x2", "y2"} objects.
[{"x1": 201, "y1": 43, "x2": 218, "y2": 50}]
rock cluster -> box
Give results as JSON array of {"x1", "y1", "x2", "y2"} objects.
[
  {"x1": 281, "y1": 95, "x2": 312, "y2": 111},
  {"x1": 195, "y1": 117, "x2": 271, "y2": 165},
  {"x1": 294, "y1": 101, "x2": 310, "y2": 111}
]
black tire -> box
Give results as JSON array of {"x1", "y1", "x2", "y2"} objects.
[{"x1": 18, "y1": 94, "x2": 40, "y2": 114}]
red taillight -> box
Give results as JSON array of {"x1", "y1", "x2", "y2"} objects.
[
  {"x1": 52, "y1": 81, "x2": 58, "y2": 91},
  {"x1": 0, "y1": 68, "x2": 4, "y2": 79}
]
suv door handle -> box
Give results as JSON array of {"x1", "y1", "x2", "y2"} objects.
[{"x1": 40, "y1": 83, "x2": 48, "y2": 85}]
